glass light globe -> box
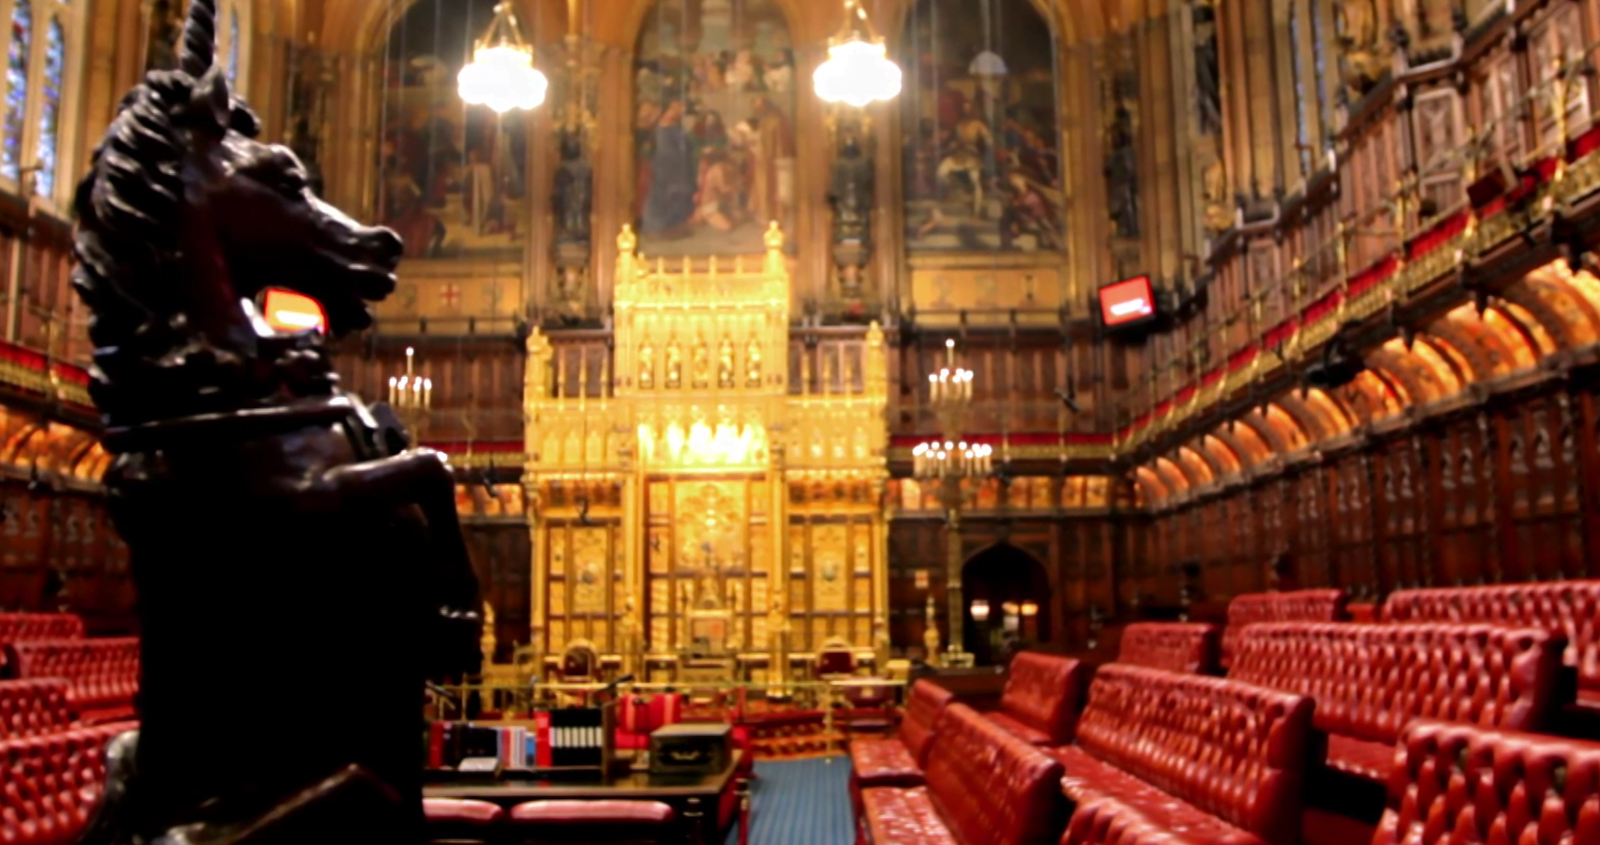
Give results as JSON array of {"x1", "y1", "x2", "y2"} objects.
[
  {"x1": 813, "y1": 38, "x2": 902, "y2": 107},
  {"x1": 458, "y1": 44, "x2": 548, "y2": 113}
]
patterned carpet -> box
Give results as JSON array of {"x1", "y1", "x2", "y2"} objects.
[{"x1": 727, "y1": 755, "x2": 854, "y2": 845}]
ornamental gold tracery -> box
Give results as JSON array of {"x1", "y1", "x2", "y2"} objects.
[{"x1": 523, "y1": 225, "x2": 889, "y2": 682}]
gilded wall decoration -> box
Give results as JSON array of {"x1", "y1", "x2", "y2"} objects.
[
  {"x1": 570, "y1": 527, "x2": 610, "y2": 613},
  {"x1": 909, "y1": 265, "x2": 1063, "y2": 316},
  {"x1": 898, "y1": 0, "x2": 1063, "y2": 253},
  {"x1": 811, "y1": 523, "x2": 848, "y2": 611},
  {"x1": 633, "y1": 0, "x2": 797, "y2": 256},
  {"x1": 375, "y1": 0, "x2": 530, "y2": 261}
]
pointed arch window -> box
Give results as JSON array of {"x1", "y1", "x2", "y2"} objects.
[
  {"x1": 226, "y1": 6, "x2": 239, "y2": 85},
  {"x1": 1288, "y1": 0, "x2": 1312, "y2": 176},
  {"x1": 0, "y1": 0, "x2": 85, "y2": 203},
  {"x1": 34, "y1": 17, "x2": 59, "y2": 197},
  {"x1": 2, "y1": 0, "x2": 30, "y2": 181}
]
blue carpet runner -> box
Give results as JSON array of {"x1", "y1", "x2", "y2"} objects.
[{"x1": 727, "y1": 755, "x2": 854, "y2": 845}]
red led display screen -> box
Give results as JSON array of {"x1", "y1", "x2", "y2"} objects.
[{"x1": 1098, "y1": 275, "x2": 1156, "y2": 328}]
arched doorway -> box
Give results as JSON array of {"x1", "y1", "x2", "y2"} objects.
[{"x1": 961, "y1": 544, "x2": 1050, "y2": 665}]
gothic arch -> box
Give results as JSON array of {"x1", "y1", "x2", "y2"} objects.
[{"x1": 1196, "y1": 432, "x2": 1244, "y2": 477}]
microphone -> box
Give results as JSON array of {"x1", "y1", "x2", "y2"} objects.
[
  {"x1": 424, "y1": 682, "x2": 460, "y2": 706},
  {"x1": 597, "y1": 674, "x2": 636, "y2": 698}
]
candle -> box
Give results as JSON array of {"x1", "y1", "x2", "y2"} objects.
[
  {"x1": 388, "y1": 376, "x2": 397, "y2": 404},
  {"x1": 422, "y1": 378, "x2": 432, "y2": 408}
]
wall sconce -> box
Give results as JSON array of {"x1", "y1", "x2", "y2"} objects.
[
  {"x1": 1020, "y1": 601, "x2": 1038, "y2": 617},
  {"x1": 969, "y1": 599, "x2": 991, "y2": 622}
]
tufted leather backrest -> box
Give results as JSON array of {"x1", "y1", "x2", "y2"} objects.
[
  {"x1": 0, "y1": 680, "x2": 72, "y2": 739},
  {"x1": 7, "y1": 638, "x2": 139, "y2": 721},
  {"x1": 923, "y1": 703, "x2": 1063, "y2": 845},
  {"x1": 0, "y1": 613, "x2": 85, "y2": 644},
  {"x1": 1372, "y1": 719, "x2": 1600, "y2": 845},
  {"x1": 1382, "y1": 580, "x2": 1600, "y2": 701},
  {"x1": 997, "y1": 651, "x2": 1088, "y2": 746},
  {"x1": 1116, "y1": 622, "x2": 1220, "y2": 674},
  {"x1": 0, "y1": 721, "x2": 131, "y2": 845},
  {"x1": 1229, "y1": 622, "x2": 1564, "y2": 745},
  {"x1": 898, "y1": 679, "x2": 955, "y2": 765},
  {"x1": 1074, "y1": 663, "x2": 1315, "y2": 845},
  {"x1": 1221, "y1": 589, "x2": 1349, "y2": 668}
]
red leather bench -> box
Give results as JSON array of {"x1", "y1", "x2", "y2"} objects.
[
  {"x1": 1055, "y1": 663, "x2": 1316, "y2": 845},
  {"x1": 1372, "y1": 719, "x2": 1600, "y2": 845},
  {"x1": 1381, "y1": 580, "x2": 1600, "y2": 708},
  {"x1": 1114, "y1": 622, "x2": 1219, "y2": 674},
  {"x1": 849, "y1": 679, "x2": 954, "y2": 792},
  {"x1": 0, "y1": 679, "x2": 72, "y2": 738},
  {"x1": 0, "y1": 614, "x2": 85, "y2": 673},
  {"x1": 859, "y1": 703, "x2": 1063, "y2": 845},
  {"x1": 0, "y1": 721, "x2": 132, "y2": 845},
  {"x1": 1229, "y1": 621, "x2": 1566, "y2": 845},
  {"x1": 7, "y1": 638, "x2": 140, "y2": 724},
  {"x1": 1220, "y1": 589, "x2": 1348, "y2": 669},
  {"x1": 986, "y1": 651, "x2": 1088, "y2": 747}
]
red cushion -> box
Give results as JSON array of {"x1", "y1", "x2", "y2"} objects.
[
  {"x1": 859, "y1": 785, "x2": 960, "y2": 845},
  {"x1": 0, "y1": 722, "x2": 126, "y2": 845},
  {"x1": 1324, "y1": 734, "x2": 1395, "y2": 784},
  {"x1": 850, "y1": 737, "x2": 923, "y2": 788},
  {"x1": 511, "y1": 799, "x2": 676, "y2": 826},
  {"x1": 7, "y1": 638, "x2": 139, "y2": 724},
  {"x1": 423, "y1": 798, "x2": 504, "y2": 825},
  {"x1": 0, "y1": 679, "x2": 72, "y2": 739},
  {"x1": 985, "y1": 711, "x2": 1053, "y2": 746}
]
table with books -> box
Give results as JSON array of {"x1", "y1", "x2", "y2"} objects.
[{"x1": 423, "y1": 710, "x2": 746, "y2": 845}]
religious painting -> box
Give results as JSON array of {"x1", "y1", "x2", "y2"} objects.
[
  {"x1": 374, "y1": 0, "x2": 529, "y2": 261},
  {"x1": 633, "y1": 0, "x2": 797, "y2": 256},
  {"x1": 898, "y1": 0, "x2": 1062, "y2": 253}
]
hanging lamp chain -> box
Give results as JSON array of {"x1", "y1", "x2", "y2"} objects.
[
  {"x1": 833, "y1": 0, "x2": 883, "y2": 46},
  {"x1": 478, "y1": 2, "x2": 531, "y2": 53}
]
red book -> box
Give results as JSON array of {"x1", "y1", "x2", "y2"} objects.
[{"x1": 535, "y1": 711, "x2": 552, "y2": 768}]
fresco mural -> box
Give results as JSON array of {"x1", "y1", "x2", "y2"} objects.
[
  {"x1": 375, "y1": 0, "x2": 530, "y2": 261},
  {"x1": 633, "y1": 0, "x2": 797, "y2": 256},
  {"x1": 898, "y1": 0, "x2": 1062, "y2": 253}
]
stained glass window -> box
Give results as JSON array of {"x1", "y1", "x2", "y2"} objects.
[
  {"x1": 35, "y1": 17, "x2": 60, "y2": 197},
  {"x1": 1289, "y1": 1, "x2": 1312, "y2": 176},
  {"x1": 226, "y1": 6, "x2": 238, "y2": 85},
  {"x1": 2, "y1": 0, "x2": 31, "y2": 182},
  {"x1": 1309, "y1": 0, "x2": 1330, "y2": 148}
]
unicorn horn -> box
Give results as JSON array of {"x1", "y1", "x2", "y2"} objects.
[{"x1": 177, "y1": 0, "x2": 218, "y2": 78}]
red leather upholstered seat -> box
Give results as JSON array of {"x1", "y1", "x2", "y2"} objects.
[
  {"x1": 0, "y1": 614, "x2": 85, "y2": 674},
  {"x1": 1372, "y1": 719, "x2": 1600, "y2": 845},
  {"x1": 1115, "y1": 622, "x2": 1220, "y2": 674},
  {"x1": 510, "y1": 799, "x2": 676, "y2": 844},
  {"x1": 987, "y1": 651, "x2": 1088, "y2": 747},
  {"x1": 860, "y1": 703, "x2": 1063, "y2": 845},
  {"x1": 613, "y1": 693, "x2": 683, "y2": 751},
  {"x1": 0, "y1": 679, "x2": 72, "y2": 738},
  {"x1": 0, "y1": 721, "x2": 131, "y2": 845},
  {"x1": 850, "y1": 678, "x2": 954, "y2": 789},
  {"x1": 424, "y1": 797, "x2": 505, "y2": 842},
  {"x1": 1057, "y1": 663, "x2": 1316, "y2": 845},
  {"x1": 1381, "y1": 580, "x2": 1600, "y2": 706},
  {"x1": 1220, "y1": 589, "x2": 1348, "y2": 669},
  {"x1": 1227, "y1": 622, "x2": 1565, "y2": 785},
  {"x1": 7, "y1": 638, "x2": 140, "y2": 724}
]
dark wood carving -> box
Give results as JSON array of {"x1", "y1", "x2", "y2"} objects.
[{"x1": 71, "y1": 1, "x2": 480, "y2": 842}]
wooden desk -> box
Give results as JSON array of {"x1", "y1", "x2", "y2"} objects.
[{"x1": 424, "y1": 750, "x2": 744, "y2": 845}]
